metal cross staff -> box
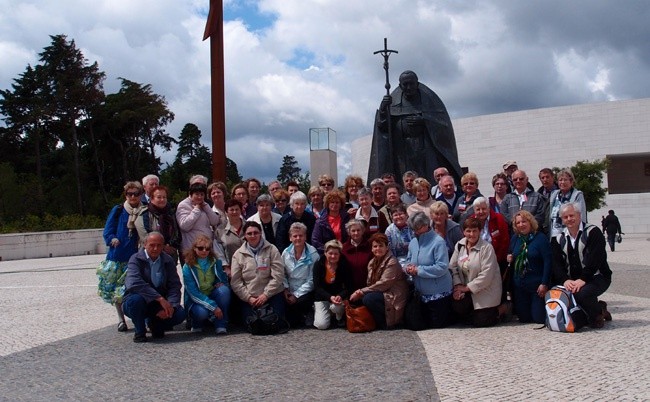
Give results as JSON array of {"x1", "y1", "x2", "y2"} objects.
[
  {"x1": 373, "y1": 38, "x2": 398, "y2": 173},
  {"x1": 374, "y1": 38, "x2": 398, "y2": 97}
]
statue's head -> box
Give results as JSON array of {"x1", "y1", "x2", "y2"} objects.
[{"x1": 399, "y1": 70, "x2": 419, "y2": 100}]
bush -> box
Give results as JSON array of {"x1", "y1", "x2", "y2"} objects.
[{"x1": 0, "y1": 214, "x2": 105, "y2": 234}]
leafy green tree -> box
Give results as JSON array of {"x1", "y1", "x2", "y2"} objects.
[
  {"x1": 38, "y1": 34, "x2": 106, "y2": 215},
  {"x1": 161, "y1": 123, "x2": 211, "y2": 194},
  {"x1": 277, "y1": 155, "x2": 301, "y2": 186},
  {"x1": 0, "y1": 64, "x2": 57, "y2": 212},
  {"x1": 100, "y1": 78, "x2": 174, "y2": 182},
  {"x1": 296, "y1": 171, "x2": 312, "y2": 194},
  {"x1": 553, "y1": 159, "x2": 608, "y2": 212},
  {"x1": 225, "y1": 157, "x2": 243, "y2": 189}
]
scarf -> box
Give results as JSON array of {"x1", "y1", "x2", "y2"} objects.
[
  {"x1": 514, "y1": 233, "x2": 535, "y2": 278},
  {"x1": 123, "y1": 201, "x2": 146, "y2": 238},
  {"x1": 147, "y1": 202, "x2": 174, "y2": 241}
]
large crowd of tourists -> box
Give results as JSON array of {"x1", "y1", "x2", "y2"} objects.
[{"x1": 98, "y1": 162, "x2": 617, "y2": 342}]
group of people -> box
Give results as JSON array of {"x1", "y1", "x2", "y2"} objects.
[{"x1": 98, "y1": 163, "x2": 615, "y2": 342}]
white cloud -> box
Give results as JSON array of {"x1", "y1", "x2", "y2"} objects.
[{"x1": 2, "y1": 0, "x2": 650, "y2": 185}]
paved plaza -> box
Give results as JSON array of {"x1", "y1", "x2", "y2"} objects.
[{"x1": 1, "y1": 234, "x2": 649, "y2": 401}]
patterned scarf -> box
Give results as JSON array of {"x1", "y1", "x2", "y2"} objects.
[{"x1": 514, "y1": 233, "x2": 535, "y2": 278}]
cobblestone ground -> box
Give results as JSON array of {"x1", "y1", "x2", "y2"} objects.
[
  {"x1": 1, "y1": 234, "x2": 649, "y2": 401},
  {"x1": 0, "y1": 255, "x2": 438, "y2": 401}
]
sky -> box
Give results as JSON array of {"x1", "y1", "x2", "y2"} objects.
[{"x1": 2, "y1": 0, "x2": 650, "y2": 185}]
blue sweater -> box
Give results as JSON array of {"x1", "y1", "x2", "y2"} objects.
[
  {"x1": 407, "y1": 230, "x2": 453, "y2": 297},
  {"x1": 509, "y1": 231, "x2": 552, "y2": 291}
]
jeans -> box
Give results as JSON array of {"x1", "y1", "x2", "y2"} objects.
[
  {"x1": 362, "y1": 291, "x2": 386, "y2": 329},
  {"x1": 241, "y1": 293, "x2": 286, "y2": 326},
  {"x1": 122, "y1": 293, "x2": 186, "y2": 336},
  {"x1": 606, "y1": 233, "x2": 617, "y2": 251},
  {"x1": 188, "y1": 285, "x2": 231, "y2": 330},
  {"x1": 285, "y1": 292, "x2": 314, "y2": 328},
  {"x1": 513, "y1": 286, "x2": 546, "y2": 324}
]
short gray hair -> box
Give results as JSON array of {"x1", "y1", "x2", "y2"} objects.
[
  {"x1": 289, "y1": 222, "x2": 307, "y2": 235},
  {"x1": 289, "y1": 191, "x2": 308, "y2": 206},
  {"x1": 256, "y1": 193, "x2": 273, "y2": 205},
  {"x1": 559, "y1": 201, "x2": 582, "y2": 217},
  {"x1": 407, "y1": 211, "x2": 431, "y2": 231},
  {"x1": 142, "y1": 174, "x2": 159, "y2": 186},
  {"x1": 357, "y1": 187, "x2": 372, "y2": 198},
  {"x1": 189, "y1": 174, "x2": 208, "y2": 185},
  {"x1": 472, "y1": 197, "x2": 489, "y2": 208},
  {"x1": 345, "y1": 219, "x2": 365, "y2": 233},
  {"x1": 370, "y1": 178, "x2": 385, "y2": 188}
]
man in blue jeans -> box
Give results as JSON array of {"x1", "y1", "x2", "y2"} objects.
[{"x1": 122, "y1": 232, "x2": 186, "y2": 342}]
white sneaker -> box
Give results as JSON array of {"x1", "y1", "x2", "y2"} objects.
[
  {"x1": 216, "y1": 327, "x2": 228, "y2": 335},
  {"x1": 190, "y1": 327, "x2": 203, "y2": 333}
]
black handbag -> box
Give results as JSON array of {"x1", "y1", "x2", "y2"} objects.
[
  {"x1": 246, "y1": 304, "x2": 289, "y2": 335},
  {"x1": 616, "y1": 234, "x2": 623, "y2": 244}
]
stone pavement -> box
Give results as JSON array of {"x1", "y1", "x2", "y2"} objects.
[{"x1": 0, "y1": 234, "x2": 648, "y2": 401}]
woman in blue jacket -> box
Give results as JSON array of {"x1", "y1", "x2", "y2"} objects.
[
  {"x1": 182, "y1": 234, "x2": 231, "y2": 334},
  {"x1": 508, "y1": 210, "x2": 552, "y2": 324},
  {"x1": 98, "y1": 181, "x2": 147, "y2": 333},
  {"x1": 404, "y1": 211, "x2": 453, "y2": 328}
]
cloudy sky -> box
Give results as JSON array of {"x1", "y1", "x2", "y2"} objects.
[{"x1": 2, "y1": 0, "x2": 650, "y2": 184}]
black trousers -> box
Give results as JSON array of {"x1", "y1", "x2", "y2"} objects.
[{"x1": 571, "y1": 274, "x2": 611, "y2": 328}]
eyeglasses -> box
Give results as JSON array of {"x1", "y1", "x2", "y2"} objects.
[
  {"x1": 126, "y1": 192, "x2": 140, "y2": 197},
  {"x1": 276, "y1": 199, "x2": 288, "y2": 203},
  {"x1": 494, "y1": 182, "x2": 507, "y2": 186},
  {"x1": 462, "y1": 182, "x2": 476, "y2": 186},
  {"x1": 512, "y1": 177, "x2": 526, "y2": 182},
  {"x1": 194, "y1": 246, "x2": 210, "y2": 252},
  {"x1": 320, "y1": 183, "x2": 333, "y2": 187},
  {"x1": 245, "y1": 231, "x2": 261, "y2": 236}
]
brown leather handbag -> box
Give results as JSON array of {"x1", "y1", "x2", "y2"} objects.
[{"x1": 344, "y1": 300, "x2": 376, "y2": 333}]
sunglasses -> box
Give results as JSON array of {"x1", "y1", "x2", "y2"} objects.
[
  {"x1": 126, "y1": 192, "x2": 140, "y2": 197},
  {"x1": 245, "y1": 231, "x2": 261, "y2": 236},
  {"x1": 195, "y1": 246, "x2": 210, "y2": 252}
]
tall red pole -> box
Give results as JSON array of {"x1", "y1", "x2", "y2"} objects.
[{"x1": 203, "y1": 0, "x2": 226, "y2": 182}]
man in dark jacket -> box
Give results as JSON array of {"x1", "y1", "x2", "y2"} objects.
[
  {"x1": 601, "y1": 210, "x2": 623, "y2": 252},
  {"x1": 122, "y1": 231, "x2": 186, "y2": 342},
  {"x1": 276, "y1": 191, "x2": 316, "y2": 253}
]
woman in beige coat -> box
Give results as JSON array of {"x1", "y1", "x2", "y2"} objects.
[
  {"x1": 349, "y1": 233, "x2": 409, "y2": 329},
  {"x1": 450, "y1": 217, "x2": 502, "y2": 327}
]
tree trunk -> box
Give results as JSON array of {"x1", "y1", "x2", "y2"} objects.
[{"x1": 70, "y1": 124, "x2": 84, "y2": 215}]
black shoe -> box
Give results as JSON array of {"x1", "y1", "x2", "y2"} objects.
[
  {"x1": 149, "y1": 320, "x2": 165, "y2": 339},
  {"x1": 133, "y1": 333, "x2": 148, "y2": 343},
  {"x1": 117, "y1": 321, "x2": 128, "y2": 332},
  {"x1": 599, "y1": 300, "x2": 612, "y2": 321}
]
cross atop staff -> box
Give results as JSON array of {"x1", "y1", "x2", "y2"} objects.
[{"x1": 373, "y1": 38, "x2": 398, "y2": 96}]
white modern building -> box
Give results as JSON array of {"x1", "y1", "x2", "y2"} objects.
[{"x1": 352, "y1": 98, "x2": 650, "y2": 233}]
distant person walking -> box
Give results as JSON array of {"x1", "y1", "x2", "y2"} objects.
[{"x1": 602, "y1": 210, "x2": 623, "y2": 252}]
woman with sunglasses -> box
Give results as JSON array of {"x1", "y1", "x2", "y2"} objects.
[
  {"x1": 230, "y1": 221, "x2": 287, "y2": 329},
  {"x1": 182, "y1": 234, "x2": 231, "y2": 334},
  {"x1": 98, "y1": 181, "x2": 147, "y2": 333}
]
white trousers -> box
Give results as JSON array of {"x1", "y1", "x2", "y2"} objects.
[{"x1": 313, "y1": 301, "x2": 345, "y2": 330}]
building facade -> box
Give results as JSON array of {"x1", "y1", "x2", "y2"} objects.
[{"x1": 352, "y1": 98, "x2": 650, "y2": 233}]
